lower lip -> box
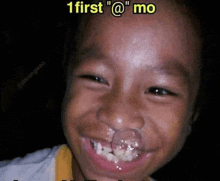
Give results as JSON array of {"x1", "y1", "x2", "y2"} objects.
[{"x1": 81, "y1": 137, "x2": 150, "y2": 173}]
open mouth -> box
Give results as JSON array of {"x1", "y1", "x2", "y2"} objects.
[
  {"x1": 90, "y1": 139, "x2": 141, "y2": 163},
  {"x1": 81, "y1": 137, "x2": 150, "y2": 173}
]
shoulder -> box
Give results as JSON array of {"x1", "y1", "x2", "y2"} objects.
[{"x1": 0, "y1": 145, "x2": 63, "y2": 181}]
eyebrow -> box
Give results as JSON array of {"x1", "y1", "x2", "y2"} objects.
[{"x1": 77, "y1": 46, "x2": 191, "y2": 84}]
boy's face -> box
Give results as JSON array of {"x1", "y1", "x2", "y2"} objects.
[{"x1": 62, "y1": 1, "x2": 201, "y2": 181}]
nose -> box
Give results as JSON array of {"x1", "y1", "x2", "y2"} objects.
[{"x1": 97, "y1": 88, "x2": 145, "y2": 131}]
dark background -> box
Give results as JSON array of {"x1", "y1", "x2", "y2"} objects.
[{"x1": 0, "y1": 1, "x2": 220, "y2": 181}]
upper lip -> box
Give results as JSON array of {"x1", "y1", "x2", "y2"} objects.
[
  {"x1": 89, "y1": 137, "x2": 113, "y2": 148},
  {"x1": 81, "y1": 131, "x2": 113, "y2": 143}
]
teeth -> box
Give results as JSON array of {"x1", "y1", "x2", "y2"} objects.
[
  {"x1": 114, "y1": 149, "x2": 125, "y2": 156},
  {"x1": 91, "y1": 140, "x2": 98, "y2": 150},
  {"x1": 97, "y1": 142, "x2": 102, "y2": 155},
  {"x1": 106, "y1": 153, "x2": 114, "y2": 162},
  {"x1": 91, "y1": 139, "x2": 140, "y2": 162},
  {"x1": 103, "y1": 146, "x2": 112, "y2": 153}
]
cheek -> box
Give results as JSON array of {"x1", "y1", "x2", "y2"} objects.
[
  {"x1": 62, "y1": 90, "x2": 90, "y2": 157},
  {"x1": 65, "y1": 84, "x2": 96, "y2": 119},
  {"x1": 152, "y1": 101, "x2": 190, "y2": 153},
  {"x1": 63, "y1": 83, "x2": 101, "y2": 138}
]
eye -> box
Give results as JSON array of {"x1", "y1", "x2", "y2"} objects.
[
  {"x1": 147, "y1": 87, "x2": 176, "y2": 96},
  {"x1": 79, "y1": 75, "x2": 108, "y2": 85}
]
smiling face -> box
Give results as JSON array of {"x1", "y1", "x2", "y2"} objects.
[{"x1": 62, "y1": 1, "x2": 201, "y2": 180}]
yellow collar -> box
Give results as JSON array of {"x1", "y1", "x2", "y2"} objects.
[{"x1": 56, "y1": 144, "x2": 74, "y2": 181}]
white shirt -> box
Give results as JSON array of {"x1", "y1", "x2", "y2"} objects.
[{"x1": 0, "y1": 146, "x2": 59, "y2": 181}]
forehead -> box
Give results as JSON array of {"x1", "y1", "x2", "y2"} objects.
[
  {"x1": 80, "y1": 0, "x2": 199, "y2": 46},
  {"x1": 73, "y1": 0, "x2": 201, "y2": 89},
  {"x1": 66, "y1": 1, "x2": 202, "y2": 105},
  {"x1": 78, "y1": 1, "x2": 200, "y2": 65}
]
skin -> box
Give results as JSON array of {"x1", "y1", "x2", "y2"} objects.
[{"x1": 62, "y1": 0, "x2": 201, "y2": 180}]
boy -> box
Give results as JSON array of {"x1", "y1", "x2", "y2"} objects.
[{"x1": 0, "y1": 0, "x2": 203, "y2": 180}]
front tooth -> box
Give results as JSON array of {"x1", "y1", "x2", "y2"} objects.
[
  {"x1": 94, "y1": 141, "x2": 99, "y2": 149},
  {"x1": 114, "y1": 149, "x2": 125, "y2": 156},
  {"x1": 97, "y1": 142, "x2": 102, "y2": 155},
  {"x1": 103, "y1": 146, "x2": 112, "y2": 153},
  {"x1": 125, "y1": 150, "x2": 132, "y2": 155},
  {"x1": 128, "y1": 154, "x2": 133, "y2": 161},
  {"x1": 107, "y1": 153, "x2": 114, "y2": 161}
]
